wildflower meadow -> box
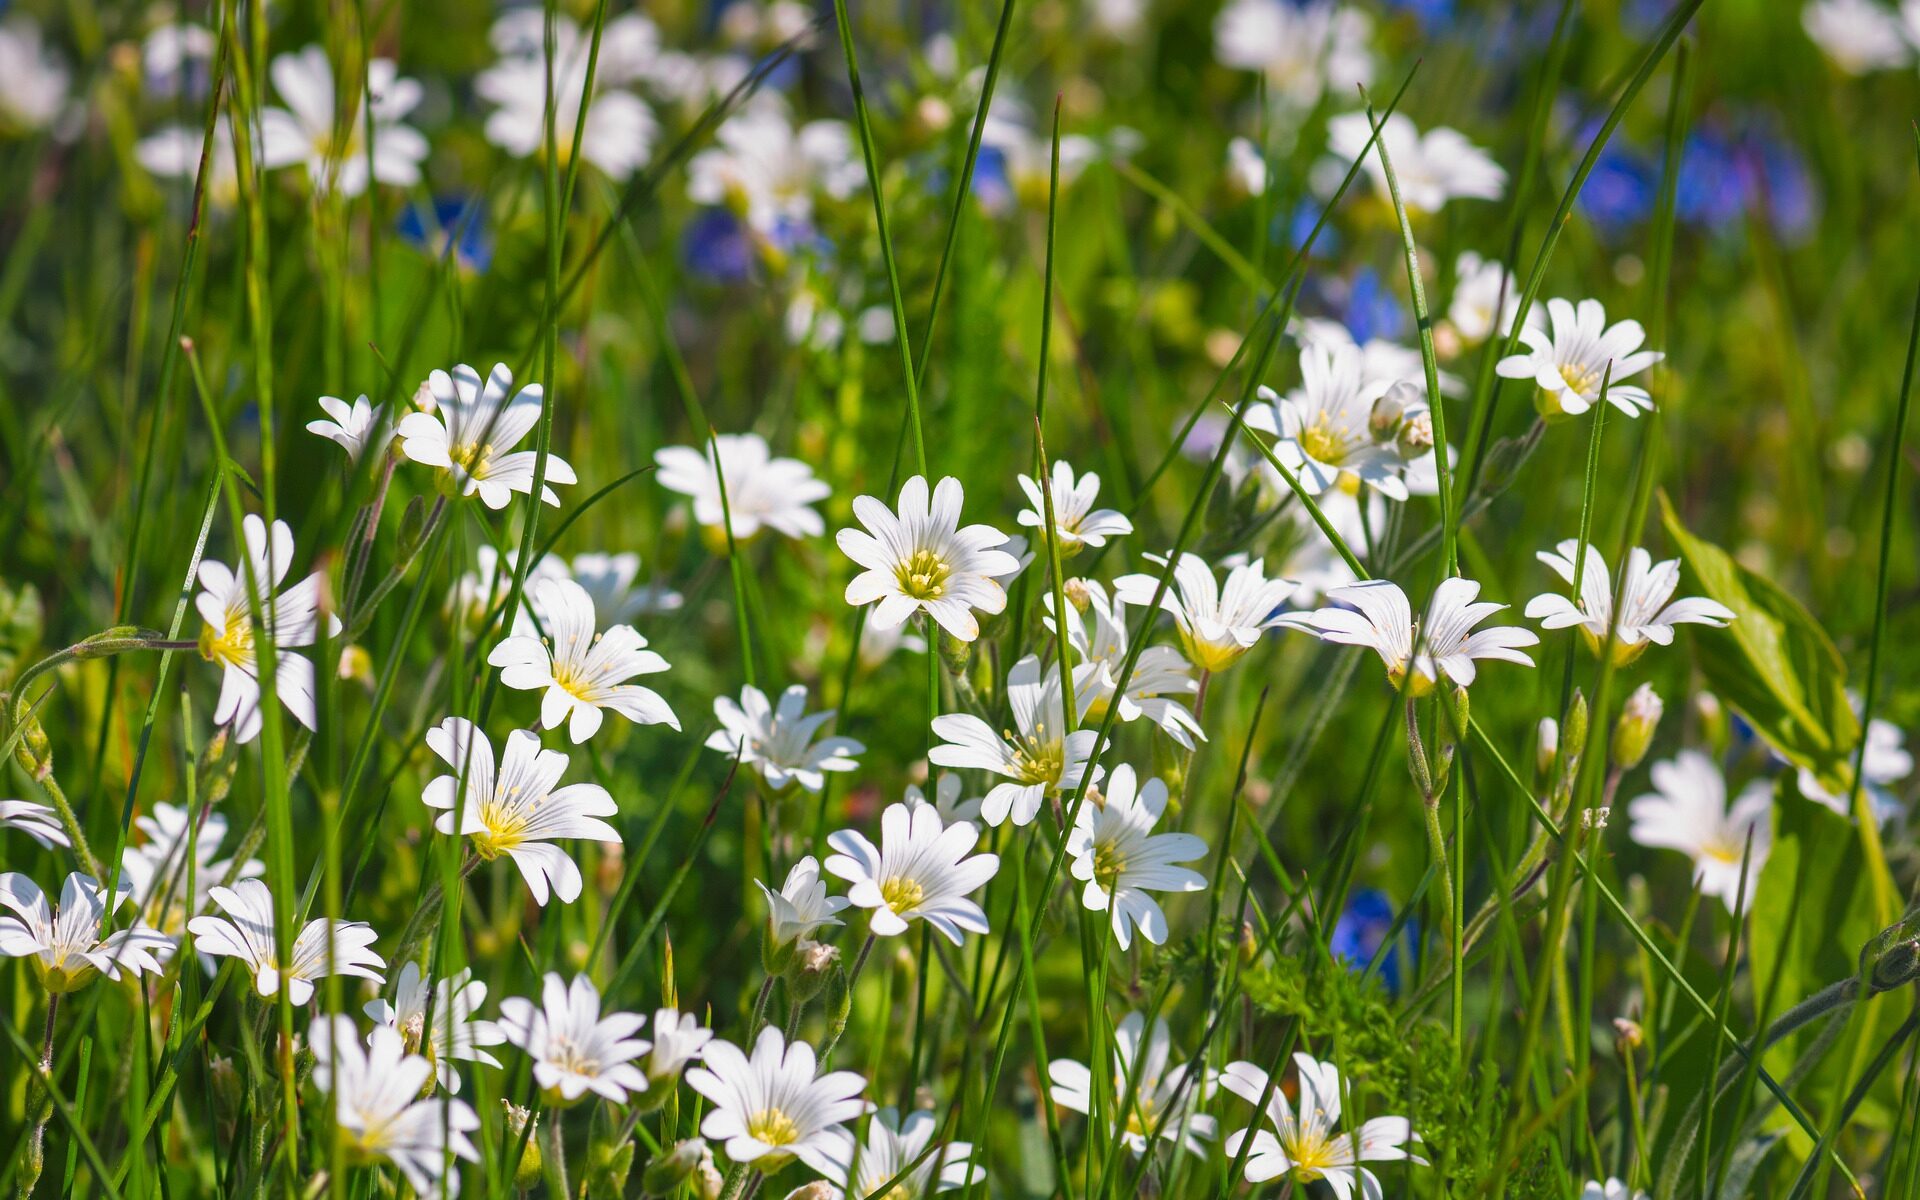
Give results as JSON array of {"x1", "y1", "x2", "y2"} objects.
[{"x1": 6, "y1": 0, "x2": 1920, "y2": 1195}]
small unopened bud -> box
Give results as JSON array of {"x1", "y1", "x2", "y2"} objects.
[
  {"x1": 938, "y1": 628, "x2": 973, "y2": 676},
  {"x1": 1238, "y1": 919, "x2": 1258, "y2": 965},
  {"x1": 1695, "y1": 690, "x2": 1728, "y2": 753},
  {"x1": 14, "y1": 715, "x2": 52, "y2": 781},
  {"x1": 1396, "y1": 410, "x2": 1434, "y2": 460},
  {"x1": 1613, "y1": 1017, "x2": 1644, "y2": 1055},
  {"x1": 1064, "y1": 577, "x2": 1093, "y2": 612},
  {"x1": 782, "y1": 1185, "x2": 837, "y2": 1200},
  {"x1": 1369, "y1": 382, "x2": 1416, "y2": 441},
  {"x1": 1564, "y1": 691, "x2": 1590, "y2": 756},
  {"x1": 691, "y1": 1146, "x2": 725, "y2": 1200},
  {"x1": 784, "y1": 940, "x2": 840, "y2": 1003},
  {"x1": 411, "y1": 376, "x2": 437, "y2": 412},
  {"x1": 1535, "y1": 717, "x2": 1560, "y2": 779},
  {"x1": 397, "y1": 496, "x2": 429, "y2": 556},
  {"x1": 503, "y1": 1102, "x2": 542, "y2": 1190},
  {"x1": 643, "y1": 1140, "x2": 711, "y2": 1196},
  {"x1": 1611, "y1": 683, "x2": 1663, "y2": 771},
  {"x1": 76, "y1": 625, "x2": 149, "y2": 658}
]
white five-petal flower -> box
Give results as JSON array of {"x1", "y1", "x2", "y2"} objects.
[
  {"x1": 195, "y1": 514, "x2": 339, "y2": 743},
  {"x1": 1282, "y1": 578, "x2": 1539, "y2": 695},
  {"x1": 1220, "y1": 1053, "x2": 1424, "y2": 1192},
  {"x1": 1243, "y1": 344, "x2": 1405, "y2": 500},
  {"x1": 686, "y1": 97, "x2": 864, "y2": 239},
  {"x1": 684, "y1": 1027, "x2": 869, "y2": 1173},
  {"x1": 655, "y1": 433, "x2": 830, "y2": 541},
  {"x1": 1627, "y1": 751, "x2": 1773, "y2": 913},
  {"x1": 268, "y1": 46, "x2": 429, "y2": 196},
  {"x1": 1212, "y1": 0, "x2": 1372, "y2": 109},
  {"x1": 1327, "y1": 111, "x2": 1506, "y2": 213},
  {"x1": 487, "y1": 577, "x2": 679, "y2": 743},
  {"x1": 1447, "y1": 251, "x2": 1522, "y2": 345},
  {"x1": 646, "y1": 1007, "x2": 715, "y2": 1086},
  {"x1": 825, "y1": 802, "x2": 1000, "y2": 944},
  {"x1": 398, "y1": 363, "x2": 578, "y2": 509},
  {"x1": 1017, "y1": 461, "x2": 1133, "y2": 551},
  {"x1": 307, "y1": 394, "x2": 392, "y2": 463},
  {"x1": 756, "y1": 854, "x2": 850, "y2": 949},
  {"x1": 929, "y1": 654, "x2": 1103, "y2": 827},
  {"x1": 120, "y1": 801, "x2": 263, "y2": 942},
  {"x1": 1496, "y1": 298, "x2": 1663, "y2": 419},
  {"x1": 187, "y1": 878, "x2": 384, "y2": 1004},
  {"x1": 364, "y1": 962, "x2": 506, "y2": 1094},
  {"x1": 707, "y1": 684, "x2": 863, "y2": 794},
  {"x1": 1068, "y1": 765, "x2": 1209, "y2": 950},
  {"x1": 500, "y1": 973, "x2": 652, "y2": 1105},
  {"x1": 1115, "y1": 553, "x2": 1296, "y2": 674},
  {"x1": 1796, "y1": 717, "x2": 1913, "y2": 824},
  {"x1": 1524, "y1": 541, "x2": 1735, "y2": 663},
  {"x1": 809, "y1": 1107, "x2": 983, "y2": 1196},
  {"x1": 1051, "y1": 1012, "x2": 1217, "y2": 1156},
  {"x1": 0, "y1": 873, "x2": 172, "y2": 993},
  {"x1": 837, "y1": 475, "x2": 1020, "y2": 642},
  {"x1": 476, "y1": 11, "x2": 661, "y2": 181},
  {"x1": 0, "y1": 799, "x2": 68, "y2": 850},
  {"x1": 307, "y1": 1015, "x2": 481, "y2": 1196}
]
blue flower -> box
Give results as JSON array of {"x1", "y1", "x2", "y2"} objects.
[
  {"x1": 682, "y1": 208, "x2": 757, "y2": 283},
  {"x1": 1330, "y1": 887, "x2": 1412, "y2": 993},
  {"x1": 1339, "y1": 268, "x2": 1408, "y2": 344},
  {"x1": 970, "y1": 144, "x2": 1014, "y2": 213},
  {"x1": 1285, "y1": 200, "x2": 1337, "y2": 256},
  {"x1": 1576, "y1": 141, "x2": 1658, "y2": 235},
  {"x1": 395, "y1": 197, "x2": 492, "y2": 273}
]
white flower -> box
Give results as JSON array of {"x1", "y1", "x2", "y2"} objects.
[
  {"x1": 307, "y1": 394, "x2": 392, "y2": 463},
  {"x1": 978, "y1": 96, "x2": 1105, "y2": 208},
  {"x1": 809, "y1": 1107, "x2": 982, "y2": 1195},
  {"x1": 1281, "y1": 578, "x2": 1539, "y2": 695},
  {"x1": 1525, "y1": 541, "x2": 1735, "y2": 663},
  {"x1": 1447, "y1": 251, "x2": 1522, "y2": 345},
  {"x1": 421, "y1": 717, "x2": 620, "y2": 905},
  {"x1": 141, "y1": 22, "x2": 216, "y2": 99},
  {"x1": 1213, "y1": 0, "x2": 1372, "y2": 109},
  {"x1": 1017, "y1": 461, "x2": 1133, "y2": 551},
  {"x1": 120, "y1": 801, "x2": 264, "y2": 941},
  {"x1": 268, "y1": 46, "x2": 429, "y2": 195},
  {"x1": 1277, "y1": 488, "x2": 1377, "y2": 605},
  {"x1": 756, "y1": 855, "x2": 850, "y2": 948},
  {"x1": 0, "y1": 16, "x2": 68, "y2": 134},
  {"x1": 904, "y1": 773, "x2": 984, "y2": 828},
  {"x1": 856, "y1": 614, "x2": 927, "y2": 669},
  {"x1": 707, "y1": 684, "x2": 863, "y2": 793},
  {"x1": 1051, "y1": 1012, "x2": 1216, "y2": 1156},
  {"x1": 567, "y1": 551, "x2": 682, "y2": 621},
  {"x1": 1220, "y1": 1054, "x2": 1423, "y2": 1192},
  {"x1": 685, "y1": 1027, "x2": 869, "y2": 1174},
  {"x1": 1067, "y1": 765, "x2": 1208, "y2": 949},
  {"x1": 137, "y1": 116, "x2": 281, "y2": 207},
  {"x1": 1627, "y1": 751, "x2": 1773, "y2": 913},
  {"x1": 0, "y1": 799, "x2": 67, "y2": 849},
  {"x1": 1797, "y1": 718, "x2": 1913, "y2": 823},
  {"x1": 1583, "y1": 1179, "x2": 1648, "y2": 1200},
  {"x1": 186, "y1": 878, "x2": 384, "y2": 1004},
  {"x1": 686, "y1": 97, "x2": 863, "y2": 238},
  {"x1": 486, "y1": 577, "x2": 678, "y2": 743},
  {"x1": 1244, "y1": 343, "x2": 1408, "y2": 500},
  {"x1": 476, "y1": 11, "x2": 661, "y2": 181},
  {"x1": 1294, "y1": 317, "x2": 1465, "y2": 398},
  {"x1": 0, "y1": 873, "x2": 172, "y2": 993},
  {"x1": 1496, "y1": 298, "x2": 1663, "y2": 419},
  {"x1": 655, "y1": 433, "x2": 830, "y2": 541},
  {"x1": 364, "y1": 962, "x2": 506, "y2": 1094},
  {"x1": 1047, "y1": 573, "x2": 1205, "y2": 752},
  {"x1": 837, "y1": 475, "x2": 1020, "y2": 643},
  {"x1": 397, "y1": 363, "x2": 578, "y2": 509},
  {"x1": 1802, "y1": 0, "x2": 1912, "y2": 73},
  {"x1": 929, "y1": 654, "x2": 1102, "y2": 827},
  {"x1": 1114, "y1": 553, "x2": 1296, "y2": 674},
  {"x1": 1226, "y1": 136, "x2": 1269, "y2": 197},
  {"x1": 825, "y1": 801, "x2": 1000, "y2": 944},
  {"x1": 499, "y1": 973, "x2": 651, "y2": 1105},
  {"x1": 647, "y1": 1008, "x2": 714, "y2": 1084},
  {"x1": 195, "y1": 514, "x2": 339, "y2": 743},
  {"x1": 307, "y1": 1015, "x2": 481, "y2": 1196},
  {"x1": 1326, "y1": 112, "x2": 1506, "y2": 213}
]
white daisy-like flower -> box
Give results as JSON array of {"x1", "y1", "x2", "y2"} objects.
[
  {"x1": 810, "y1": 1107, "x2": 982, "y2": 1196},
  {"x1": 1281, "y1": 578, "x2": 1539, "y2": 695},
  {"x1": 687, "y1": 96, "x2": 864, "y2": 238},
  {"x1": 904, "y1": 773, "x2": 984, "y2": 828},
  {"x1": 1447, "y1": 251, "x2": 1522, "y2": 345},
  {"x1": 1797, "y1": 718, "x2": 1913, "y2": 823},
  {"x1": 420, "y1": 717, "x2": 620, "y2": 906},
  {"x1": 186, "y1": 879, "x2": 384, "y2": 1004},
  {"x1": 1525, "y1": 541, "x2": 1735, "y2": 664},
  {"x1": 836, "y1": 475, "x2": 1020, "y2": 643},
  {"x1": 1220, "y1": 1054, "x2": 1424, "y2": 1192},
  {"x1": 307, "y1": 1015, "x2": 481, "y2": 1196},
  {"x1": 1802, "y1": 0, "x2": 1912, "y2": 73},
  {"x1": 1243, "y1": 342, "x2": 1407, "y2": 499},
  {"x1": 397, "y1": 363, "x2": 578, "y2": 510},
  {"x1": 137, "y1": 115, "x2": 294, "y2": 208},
  {"x1": 1627, "y1": 751, "x2": 1773, "y2": 913},
  {"x1": 1017, "y1": 461, "x2": 1133, "y2": 552},
  {"x1": 655, "y1": 433, "x2": 830, "y2": 542},
  {"x1": 977, "y1": 96, "x2": 1106, "y2": 210},
  {"x1": 1212, "y1": 0, "x2": 1372, "y2": 109},
  {"x1": 684, "y1": 1027, "x2": 869, "y2": 1174},
  {"x1": 1327, "y1": 112, "x2": 1506, "y2": 214},
  {"x1": 486, "y1": 577, "x2": 679, "y2": 743},
  {"x1": 1114, "y1": 553, "x2": 1296, "y2": 674},
  {"x1": 1495, "y1": 298, "x2": 1663, "y2": 419},
  {"x1": 0, "y1": 16, "x2": 68, "y2": 135},
  {"x1": 0, "y1": 873, "x2": 172, "y2": 994},
  {"x1": 567, "y1": 551, "x2": 683, "y2": 621},
  {"x1": 1276, "y1": 488, "x2": 1377, "y2": 605},
  {"x1": 1226, "y1": 136, "x2": 1269, "y2": 197},
  {"x1": 1067, "y1": 765, "x2": 1208, "y2": 950},
  {"x1": 499, "y1": 973, "x2": 651, "y2": 1106},
  {"x1": 141, "y1": 22, "x2": 216, "y2": 99},
  {"x1": 195, "y1": 514, "x2": 339, "y2": 743},
  {"x1": 306, "y1": 394, "x2": 392, "y2": 463},
  {"x1": 856, "y1": 614, "x2": 928, "y2": 670},
  {"x1": 364, "y1": 962, "x2": 506, "y2": 1095},
  {"x1": 1583, "y1": 1179, "x2": 1648, "y2": 1200},
  {"x1": 825, "y1": 801, "x2": 1000, "y2": 944},
  {"x1": 756, "y1": 854, "x2": 850, "y2": 949},
  {"x1": 1294, "y1": 318, "x2": 1465, "y2": 399},
  {"x1": 646, "y1": 1008, "x2": 714, "y2": 1086},
  {"x1": 1050, "y1": 1012, "x2": 1216, "y2": 1156},
  {"x1": 120, "y1": 801, "x2": 264, "y2": 942},
  {"x1": 268, "y1": 46, "x2": 429, "y2": 196},
  {"x1": 928, "y1": 654, "x2": 1103, "y2": 828},
  {"x1": 476, "y1": 11, "x2": 661, "y2": 181},
  {"x1": 0, "y1": 799, "x2": 67, "y2": 849},
  {"x1": 706, "y1": 684, "x2": 864, "y2": 794}
]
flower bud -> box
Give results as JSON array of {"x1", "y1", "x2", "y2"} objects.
[
  {"x1": 643, "y1": 1140, "x2": 711, "y2": 1196},
  {"x1": 13, "y1": 713, "x2": 52, "y2": 781},
  {"x1": 1368, "y1": 382, "x2": 1416, "y2": 441},
  {"x1": 1611, "y1": 684, "x2": 1663, "y2": 771},
  {"x1": 782, "y1": 1185, "x2": 837, "y2": 1200},
  {"x1": 1396, "y1": 410, "x2": 1434, "y2": 460},
  {"x1": 1535, "y1": 717, "x2": 1559, "y2": 780},
  {"x1": 783, "y1": 940, "x2": 840, "y2": 1003},
  {"x1": 1695, "y1": 690, "x2": 1728, "y2": 754},
  {"x1": 691, "y1": 1146, "x2": 726, "y2": 1200},
  {"x1": 503, "y1": 1102, "x2": 542, "y2": 1190},
  {"x1": 1064, "y1": 577, "x2": 1093, "y2": 612},
  {"x1": 1612, "y1": 1017, "x2": 1644, "y2": 1056},
  {"x1": 1564, "y1": 690, "x2": 1590, "y2": 756}
]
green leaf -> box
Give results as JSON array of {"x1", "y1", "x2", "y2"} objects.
[{"x1": 1658, "y1": 493, "x2": 1859, "y2": 794}]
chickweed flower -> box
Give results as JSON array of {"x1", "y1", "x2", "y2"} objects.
[
  {"x1": 1115, "y1": 553, "x2": 1296, "y2": 674},
  {"x1": 826, "y1": 801, "x2": 999, "y2": 944},
  {"x1": 187, "y1": 879, "x2": 385, "y2": 1004},
  {"x1": 1212, "y1": 0, "x2": 1372, "y2": 109},
  {"x1": 306, "y1": 394, "x2": 392, "y2": 463},
  {"x1": 1050, "y1": 1012, "x2": 1216, "y2": 1156},
  {"x1": 1524, "y1": 541, "x2": 1734, "y2": 663},
  {"x1": 1017, "y1": 461, "x2": 1133, "y2": 552},
  {"x1": 487, "y1": 577, "x2": 679, "y2": 743},
  {"x1": 0, "y1": 16, "x2": 69, "y2": 135},
  {"x1": 0, "y1": 798, "x2": 67, "y2": 849},
  {"x1": 1282, "y1": 578, "x2": 1538, "y2": 695},
  {"x1": 1446, "y1": 251, "x2": 1521, "y2": 345},
  {"x1": 269, "y1": 47, "x2": 428, "y2": 196},
  {"x1": 195, "y1": 514, "x2": 339, "y2": 743},
  {"x1": 1067, "y1": 765, "x2": 1208, "y2": 949},
  {"x1": 364, "y1": 962, "x2": 506, "y2": 1094},
  {"x1": 685, "y1": 1027, "x2": 869, "y2": 1174},
  {"x1": 756, "y1": 854, "x2": 849, "y2": 953},
  {"x1": 421, "y1": 717, "x2": 620, "y2": 906},
  {"x1": 120, "y1": 801, "x2": 263, "y2": 942},
  {"x1": 477, "y1": 11, "x2": 661, "y2": 181},
  {"x1": 398, "y1": 363, "x2": 577, "y2": 509},
  {"x1": 837, "y1": 475, "x2": 1020, "y2": 642},
  {"x1": 809, "y1": 1108, "x2": 983, "y2": 1196},
  {"x1": 567, "y1": 551, "x2": 683, "y2": 621},
  {"x1": 646, "y1": 1008, "x2": 714, "y2": 1087},
  {"x1": 686, "y1": 97, "x2": 863, "y2": 241},
  {"x1": 1327, "y1": 111, "x2": 1506, "y2": 213},
  {"x1": 655, "y1": 432, "x2": 830, "y2": 542},
  {"x1": 307, "y1": 1015, "x2": 481, "y2": 1195},
  {"x1": 1797, "y1": 717, "x2": 1913, "y2": 823},
  {"x1": 904, "y1": 773, "x2": 984, "y2": 827},
  {"x1": 1496, "y1": 299, "x2": 1663, "y2": 420},
  {"x1": 1627, "y1": 751, "x2": 1772, "y2": 913},
  {"x1": 0, "y1": 873, "x2": 172, "y2": 993},
  {"x1": 499, "y1": 973, "x2": 651, "y2": 1106},
  {"x1": 1220, "y1": 1053, "x2": 1423, "y2": 1191},
  {"x1": 1243, "y1": 343, "x2": 1405, "y2": 499},
  {"x1": 929, "y1": 654, "x2": 1102, "y2": 827},
  {"x1": 707, "y1": 684, "x2": 863, "y2": 793}
]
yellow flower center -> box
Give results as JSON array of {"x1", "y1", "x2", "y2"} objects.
[
  {"x1": 895, "y1": 549, "x2": 951, "y2": 601},
  {"x1": 199, "y1": 620, "x2": 254, "y2": 669},
  {"x1": 880, "y1": 876, "x2": 925, "y2": 914},
  {"x1": 1092, "y1": 842, "x2": 1128, "y2": 892},
  {"x1": 1008, "y1": 726, "x2": 1065, "y2": 786},
  {"x1": 472, "y1": 787, "x2": 535, "y2": 859},
  {"x1": 748, "y1": 1107, "x2": 800, "y2": 1147},
  {"x1": 1297, "y1": 412, "x2": 1351, "y2": 467},
  {"x1": 1180, "y1": 632, "x2": 1250, "y2": 675},
  {"x1": 449, "y1": 440, "x2": 497, "y2": 478}
]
